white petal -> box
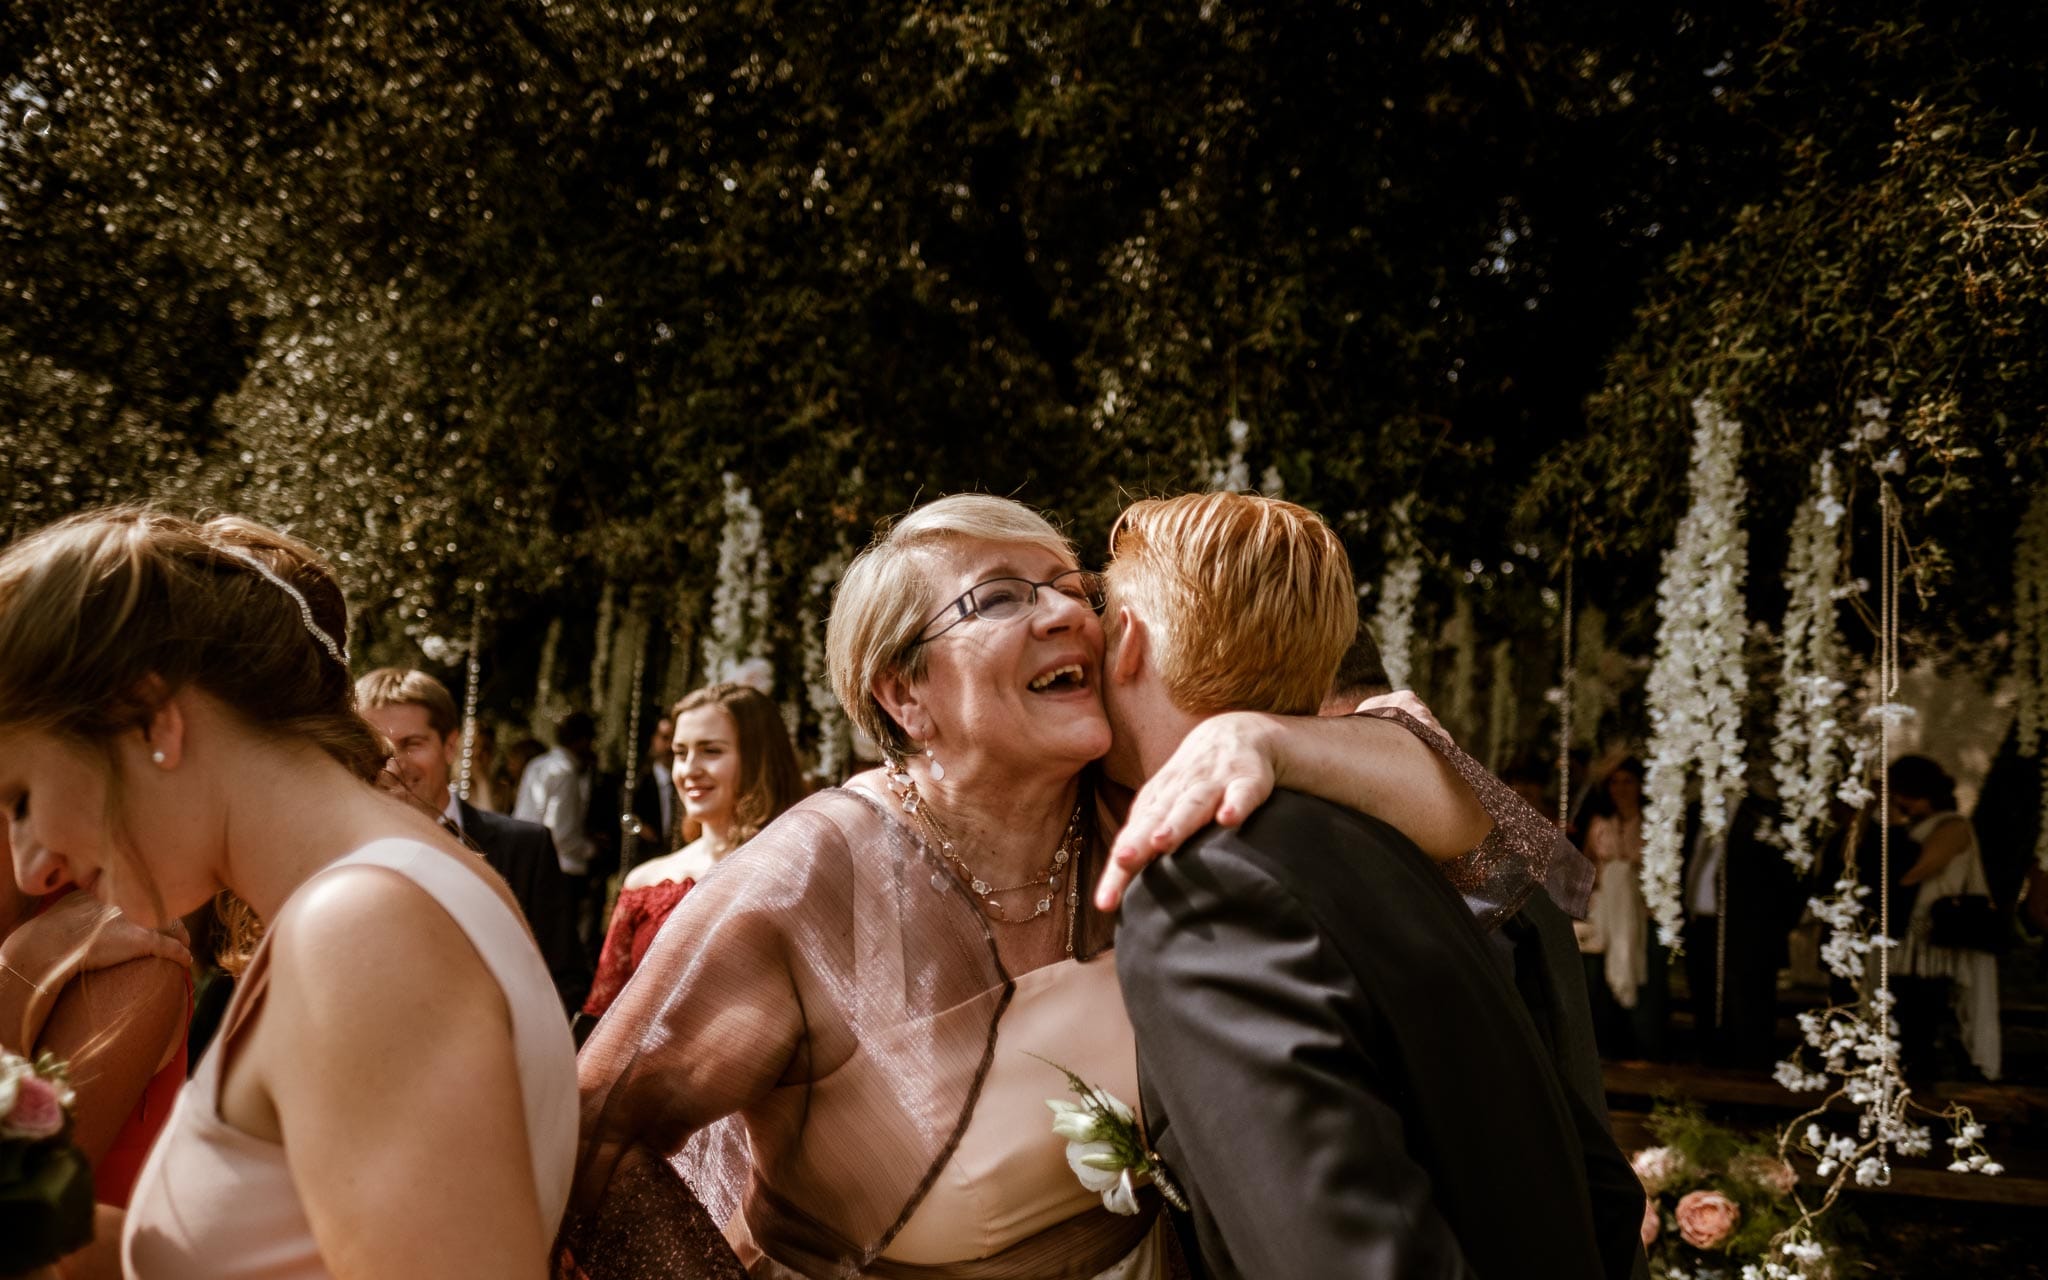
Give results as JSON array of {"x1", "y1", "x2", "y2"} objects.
[
  {"x1": 1066, "y1": 1141, "x2": 1122, "y2": 1193},
  {"x1": 1103, "y1": 1170, "x2": 1141, "y2": 1216}
]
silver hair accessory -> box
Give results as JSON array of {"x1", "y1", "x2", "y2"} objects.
[{"x1": 213, "y1": 544, "x2": 351, "y2": 666}]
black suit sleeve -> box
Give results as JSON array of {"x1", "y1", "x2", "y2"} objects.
[
  {"x1": 1509, "y1": 895, "x2": 1650, "y2": 1279},
  {"x1": 1118, "y1": 837, "x2": 1477, "y2": 1280},
  {"x1": 526, "y1": 827, "x2": 593, "y2": 1011}
]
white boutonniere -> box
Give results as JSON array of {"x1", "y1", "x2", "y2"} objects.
[{"x1": 1033, "y1": 1055, "x2": 1188, "y2": 1216}]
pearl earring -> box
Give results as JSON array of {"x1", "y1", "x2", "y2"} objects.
[
  {"x1": 925, "y1": 747, "x2": 945, "y2": 782},
  {"x1": 151, "y1": 750, "x2": 167, "y2": 766}
]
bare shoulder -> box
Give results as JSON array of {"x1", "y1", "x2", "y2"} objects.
[
  {"x1": 622, "y1": 849, "x2": 692, "y2": 891},
  {"x1": 266, "y1": 863, "x2": 508, "y2": 1040}
]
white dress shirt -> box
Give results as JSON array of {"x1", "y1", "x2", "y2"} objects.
[{"x1": 514, "y1": 747, "x2": 594, "y2": 876}]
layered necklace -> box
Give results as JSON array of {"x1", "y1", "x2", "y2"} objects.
[{"x1": 887, "y1": 759, "x2": 1084, "y2": 952}]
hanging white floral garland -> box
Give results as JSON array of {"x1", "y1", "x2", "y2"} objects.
[
  {"x1": 1639, "y1": 396, "x2": 1751, "y2": 947},
  {"x1": 2015, "y1": 489, "x2": 2048, "y2": 869},
  {"x1": 1767, "y1": 456, "x2": 1851, "y2": 872},
  {"x1": 802, "y1": 548, "x2": 852, "y2": 783},
  {"x1": 1371, "y1": 550, "x2": 1423, "y2": 691},
  {"x1": 1486, "y1": 638, "x2": 1518, "y2": 773},
  {"x1": 529, "y1": 616, "x2": 564, "y2": 738},
  {"x1": 702, "y1": 472, "x2": 767, "y2": 683},
  {"x1": 1369, "y1": 497, "x2": 1424, "y2": 692},
  {"x1": 1760, "y1": 479, "x2": 2001, "y2": 1280}
]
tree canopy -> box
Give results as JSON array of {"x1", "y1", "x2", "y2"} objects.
[{"x1": 2, "y1": 1, "x2": 2039, "y2": 743}]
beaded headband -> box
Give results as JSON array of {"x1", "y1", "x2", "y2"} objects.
[{"x1": 213, "y1": 544, "x2": 351, "y2": 667}]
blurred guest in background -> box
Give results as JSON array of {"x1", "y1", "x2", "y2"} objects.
[
  {"x1": 1889, "y1": 755, "x2": 2002, "y2": 1082},
  {"x1": 1575, "y1": 757, "x2": 1667, "y2": 1059},
  {"x1": 517, "y1": 711, "x2": 601, "y2": 951},
  {"x1": 1681, "y1": 786, "x2": 1802, "y2": 1069},
  {"x1": 623, "y1": 712, "x2": 678, "y2": 875},
  {"x1": 467, "y1": 720, "x2": 507, "y2": 814}
]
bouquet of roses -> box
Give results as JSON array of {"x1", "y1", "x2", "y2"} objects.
[
  {"x1": 1633, "y1": 1102, "x2": 1854, "y2": 1280},
  {"x1": 0, "y1": 1050, "x2": 93, "y2": 1276}
]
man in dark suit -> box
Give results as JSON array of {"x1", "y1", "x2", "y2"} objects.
[
  {"x1": 357, "y1": 668, "x2": 593, "y2": 1013},
  {"x1": 1681, "y1": 789, "x2": 1803, "y2": 1069},
  {"x1": 1101, "y1": 493, "x2": 1622, "y2": 1278},
  {"x1": 624, "y1": 712, "x2": 678, "y2": 875},
  {"x1": 1323, "y1": 634, "x2": 1648, "y2": 1279}
]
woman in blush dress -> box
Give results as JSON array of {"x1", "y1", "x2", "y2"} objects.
[
  {"x1": 0, "y1": 508, "x2": 577, "y2": 1279},
  {"x1": 0, "y1": 880, "x2": 191, "y2": 1210},
  {"x1": 582, "y1": 684, "x2": 805, "y2": 1021},
  {"x1": 1575, "y1": 756, "x2": 1667, "y2": 1057},
  {"x1": 563, "y1": 494, "x2": 1559, "y2": 1280}
]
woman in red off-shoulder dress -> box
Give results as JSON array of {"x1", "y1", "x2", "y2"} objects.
[{"x1": 582, "y1": 683, "x2": 806, "y2": 1019}]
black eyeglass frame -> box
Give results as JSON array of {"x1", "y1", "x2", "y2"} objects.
[{"x1": 906, "y1": 568, "x2": 1105, "y2": 648}]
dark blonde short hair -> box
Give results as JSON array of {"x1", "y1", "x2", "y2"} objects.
[
  {"x1": 1105, "y1": 492, "x2": 1356, "y2": 717},
  {"x1": 827, "y1": 494, "x2": 1076, "y2": 756}
]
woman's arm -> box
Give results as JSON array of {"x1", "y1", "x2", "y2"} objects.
[
  {"x1": 1, "y1": 895, "x2": 190, "y2": 1056},
  {"x1": 1096, "y1": 708, "x2": 1491, "y2": 911},
  {"x1": 1900, "y1": 818, "x2": 1971, "y2": 887},
  {"x1": 36, "y1": 957, "x2": 187, "y2": 1162},
  {"x1": 258, "y1": 870, "x2": 558, "y2": 1280}
]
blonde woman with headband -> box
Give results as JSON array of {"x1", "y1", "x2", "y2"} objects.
[{"x1": 0, "y1": 508, "x2": 577, "y2": 1279}]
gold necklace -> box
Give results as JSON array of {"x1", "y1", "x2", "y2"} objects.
[{"x1": 888, "y1": 764, "x2": 1080, "y2": 927}]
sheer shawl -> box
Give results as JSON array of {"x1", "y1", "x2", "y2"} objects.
[{"x1": 560, "y1": 785, "x2": 1132, "y2": 1280}]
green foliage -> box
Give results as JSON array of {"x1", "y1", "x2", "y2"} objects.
[
  {"x1": 1526, "y1": 4, "x2": 2048, "y2": 655},
  {"x1": 1, "y1": 0, "x2": 2039, "y2": 730}
]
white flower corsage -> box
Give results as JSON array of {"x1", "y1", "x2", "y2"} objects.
[{"x1": 1034, "y1": 1055, "x2": 1187, "y2": 1216}]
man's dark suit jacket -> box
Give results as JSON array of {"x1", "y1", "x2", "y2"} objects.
[
  {"x1": 626, "y1": 766, "x2": 678, "y2": 876},
  {"x1": 1493, "y1": 891, "x2": 1652, "y2": 1280},
  {"x1": 458, "y1": 799, "x2": 591, "y2": 1013},
  {"x1": 1680, "y1": 795, "x2": 1805, "y2": 1068},
  {"x1": 1117, "y1": 791, "x2": 1606, "y2": 1280}
]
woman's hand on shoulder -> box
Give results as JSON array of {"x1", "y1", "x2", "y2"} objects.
[
  {"x1": 1093, "y1": 694, "x2": 1485, "y2": 912},
  {"x1": 1096, "y1": 711, "x2": 1281, "y2": 912},
  {"x1": 262, "y1": 866, "x2": 553, "y2": 1279},
  {"x1": 2, "y1": 893, "x2": 189, "y2": 1053},
  {"x1": 3, "y1": 892, "x2": 191, "y2": 978}
]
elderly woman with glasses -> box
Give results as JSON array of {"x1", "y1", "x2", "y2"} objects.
[{"x1": 562, "y1": 495, "x2": 1556, "y2": 1280}]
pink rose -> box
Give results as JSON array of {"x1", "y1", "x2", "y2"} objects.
[
  {"x1": 2, "y1": 1073, "x2": 65, "y2": 1141},
  {"x1": 1675, "y1": 1189, "x2": 1741, "y2": 1250},
  {"x1": 1640, "y1": 1197, "x2": 1660, "y2": 1248},
  {"x1": 1730, "y1": 1152, "x2": 1798, "y2": 1197}
]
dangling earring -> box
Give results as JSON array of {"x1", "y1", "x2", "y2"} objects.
[
  {"x1": 884, "y1": 751, "x2": 916, "y2": 811},
  {"x1": 925, "y1": 747, "x2": 945, "y2": 782}
]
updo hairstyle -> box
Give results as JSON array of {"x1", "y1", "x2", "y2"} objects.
[{"x1": 0, "y1": 507, "x2": 381, "y2": 780}]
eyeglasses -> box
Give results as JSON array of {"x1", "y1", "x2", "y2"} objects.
[{"x1": 909, "y1": 569, "x2": 1105, "y2": 647}]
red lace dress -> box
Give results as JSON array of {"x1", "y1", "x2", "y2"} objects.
[{"x1": 582, "y1": 879, "x2": 696, "y2": 1018}]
